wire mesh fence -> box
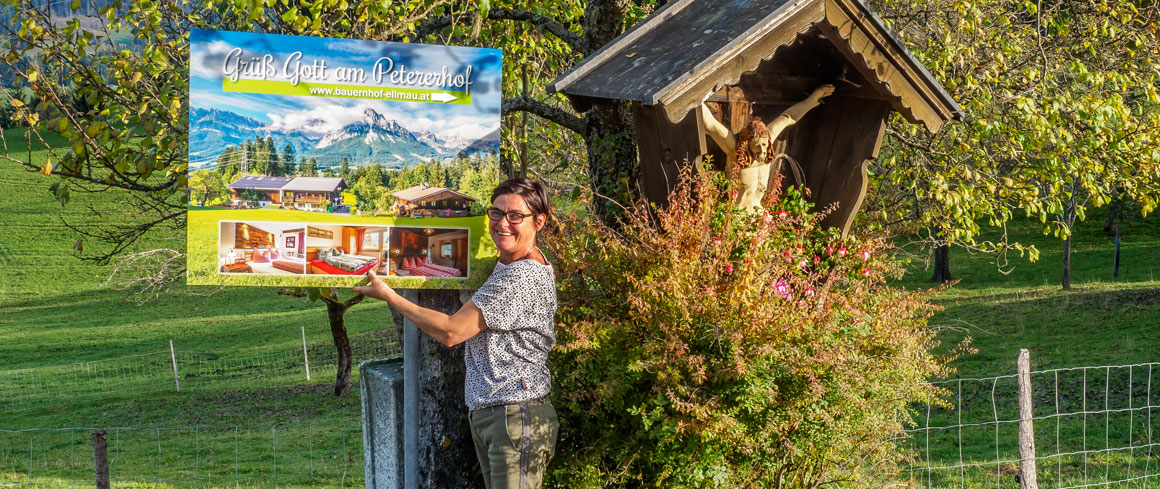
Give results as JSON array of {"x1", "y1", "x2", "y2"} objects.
[
  {"x1": 0, "y1": 329, "x2": 401, "y2": 414},
  {"x1": 0, "y1": 423, "x2": 364, "y2": 488},
  {"x1": 905, "y1": 358, "x2": 1159, "y2": 489}
]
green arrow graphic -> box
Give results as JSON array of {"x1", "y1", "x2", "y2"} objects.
[{"x1": 223, "y1": 79, "x2": 472, "y2": 105}]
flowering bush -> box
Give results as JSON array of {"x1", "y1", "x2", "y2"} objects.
[{"x1": 546, "y1": 170, "x2": 956, "y2": 488}]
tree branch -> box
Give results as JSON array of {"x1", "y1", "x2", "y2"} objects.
[
  {"x1": 503, "y1": 96, "x2": 586, "y2": 135},
  {"x1": 412, "y1": 8, "x2": 584, "y2": 53}
]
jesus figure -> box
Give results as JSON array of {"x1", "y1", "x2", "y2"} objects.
[{"x1": 700, "y1": 84, "x2": 835, "y2": 211}]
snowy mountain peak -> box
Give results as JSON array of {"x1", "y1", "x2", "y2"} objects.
[{"x1": 361, "y1": 108, "x2": 406, "y2": 133}]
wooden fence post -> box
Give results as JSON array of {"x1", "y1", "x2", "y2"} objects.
[
  {"x1": 302, "y1": 326, "x2": 311, "y2": 381},
  {"x1": 1017, "y1": 349, "x2": 1039, "y2": 489},
  {"x1": 169, "y1": 340, "x2": 180, "y2": 392},
  {"x1": 92, "y1": 429, "x2": 109, "y2": 489}
]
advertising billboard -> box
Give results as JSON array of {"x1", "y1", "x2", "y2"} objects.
[{"x1": 186, "y1": 29, "x2": 502, "y2": 288}]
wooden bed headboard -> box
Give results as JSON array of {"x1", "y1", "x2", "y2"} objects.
[{"x1": 305, "y1": 247, "x2": 320, "y2": 261}]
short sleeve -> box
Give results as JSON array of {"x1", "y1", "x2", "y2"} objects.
[{"x1": 472, "y1": 263, "x2": 534, "y2": 331}]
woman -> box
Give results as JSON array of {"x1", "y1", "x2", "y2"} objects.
[{"x1": 355, "y1": 177, "x2": 558, "y2": 489}]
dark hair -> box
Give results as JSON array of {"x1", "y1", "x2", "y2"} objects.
[{"x1": 491, "y1": 177, "x2": 553, "y2": 229}]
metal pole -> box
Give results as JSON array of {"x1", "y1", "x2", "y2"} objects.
[
  {"x1": 169, "y1": 340, "x2": 180, "y2": 392},
  {"x1": 1017, "y1": 349, "x2": 1039, "y2": 489},
  {"x1": 92, "y1": 430, "x2": 110, "y2": 489},
  {"x1": 302, "y1": 326, "x2": 311, "y2": 381}
]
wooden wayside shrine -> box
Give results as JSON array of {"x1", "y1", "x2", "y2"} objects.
[{"x1": 548, "y1": 0, "x2": 964, "y2": 235}]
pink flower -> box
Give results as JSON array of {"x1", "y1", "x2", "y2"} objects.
[
  {"x1": 796, "y1": 243, "x2": 804, "y2": 249},
  {"x1": 860, "y1": 268, "x2": 871, "y2": 277},
  {"x1": 763, "y1": 212, "x2": 773, "y2": 224},
  {"x1": 859, "y1": 250, "x2": 870, "y2": 261},
  {"x1": 712, "y1": 237, "x2": 722, "y2": 245},
  {"x1": 804, "y1": 287, "x2": 814, "y2": 297},
  {"x1": 725, "y1": 264, "x2": 734, "y2": 273},
  {"x1": 782, "y1": 250, "x2": 792, "y2": 257},
  {"x1": 825, "y1": 246, "x2": 833, "y2": 255},
  {"x1": 813, "y1": 255, "x2": 821, "y2": 264},
  {"x1": 774, "y1": 279, "x2": 792, "y2": 299},
  {"x1": 837, "y1": 247, "x2": 847, "y2": 257},
  {"x1": 798, "y1": 259, "x2": 808, "y2": 268},
  {"x1": 777, "y1": 210, "x2": 789, "y2": 218},
  {"x1": 743, "y1": 257, "x2": 751, "y2": 264}
]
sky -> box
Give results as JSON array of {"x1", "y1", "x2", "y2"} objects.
[{"x1": 189, "y1": 29, "x2": 503, "y2": 141}]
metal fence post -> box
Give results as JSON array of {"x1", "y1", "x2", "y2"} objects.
[
  {"x1": 92, "y1": 429, "x2": 110, "y2": 489},
  {"x1": 1017, "y1": 349, "x2": 1039, "y2": 489}
]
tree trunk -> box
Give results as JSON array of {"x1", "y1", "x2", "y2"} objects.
[
  {"x1": 580, "y1": 0, "x2": 640, "y2": 225},
  {"x1": 414, "y1": 290, "x2": 478, "y2": 489},
  {"x1": 582, "y1": 103, "x2": 639, "y2": 223},
  {"x1": 1103, "y1": 195, "x2": 1121, "y2": 235},
  {"x1": 1061, "y1": 177, "x2": 1078, "y2": 291},
  {"x1": 931, "y1": 228, "x2": 952, "y2": 283},
  {"x1": 1062, "y1": 235, "x2": 1072, "y2": 290},
  {"x1": 326, "y1": 298, "x2": 354, "y2": 396}
]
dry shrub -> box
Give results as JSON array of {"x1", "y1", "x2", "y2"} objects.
[{"x1": 546, "y1": 170, "x2": 955, "y2": 488}]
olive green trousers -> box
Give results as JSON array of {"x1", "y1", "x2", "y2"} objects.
[{"x1": 468, "y1": 399, "x2": 558, "y2": 489}]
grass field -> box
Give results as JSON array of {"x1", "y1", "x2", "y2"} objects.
[
  {"x1": 3, "y1": 126, "x2": 1159, "y2": 488},
  {"x1": 1, "y1": 129, "x2": 399, "y2": 487},
  {"x1": 893, "y1": 206, "x2": 1160, "y2": 487}
]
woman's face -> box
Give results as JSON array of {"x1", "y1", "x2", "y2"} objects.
[{"x1": 489, "y1": 193, "x2": 542, "y2": 259}]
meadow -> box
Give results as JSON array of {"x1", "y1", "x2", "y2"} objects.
[
  {"x1": 1, "y1": 129, "x2": 397, "y2": 487},
  {"x1": 894, "y1": 203, "x2": 1160, "y2": 488},
  {"x1": 2, "y1": 126, "x2": 1158, "y2": 488}
]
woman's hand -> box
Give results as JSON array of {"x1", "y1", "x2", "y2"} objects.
[{"x1": 353, "y1": 268, "x2": 394, "y2": 302}]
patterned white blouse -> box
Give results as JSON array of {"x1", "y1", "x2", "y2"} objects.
[{"x1": 465, "y1": 258, "x2": 557, "y2": 411}]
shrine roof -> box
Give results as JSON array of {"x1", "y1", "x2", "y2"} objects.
[{"x1": 547, "y1": 0, "x2": 963, "y2": 131}]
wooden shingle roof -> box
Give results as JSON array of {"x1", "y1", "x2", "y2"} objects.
[
  {"x1": 548, "y1": 0, "x2": 963, "y2": 131},
  {"x1": 392, "y1": 184, "x2": 476, "y2": 202}
]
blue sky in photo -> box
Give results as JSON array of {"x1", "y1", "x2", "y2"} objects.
[{"x1": 189, "y1": 29, "x2": 502, "y2": 140}]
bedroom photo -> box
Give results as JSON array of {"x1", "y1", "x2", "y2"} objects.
[
  {"x1": 305, "y1": 225, "x2": 387, "y2": 275},
  {"x1": 386, "y1": 227, "x2": 469, "y2": 278},
  {"x1": 217, "y1": 221, "x2": 306, "y2": 275}
]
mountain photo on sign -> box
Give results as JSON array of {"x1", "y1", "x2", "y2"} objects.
[{"x1": 188, "y1": 29, "x2": 502, "y2": 173}]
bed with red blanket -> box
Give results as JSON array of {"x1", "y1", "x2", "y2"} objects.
[
  {"x1": 309, "y1": 259, "x2": 377, "y2": 275},
  {"x1": 307, "y1": 248, "x2": 378, "y2": 275}
]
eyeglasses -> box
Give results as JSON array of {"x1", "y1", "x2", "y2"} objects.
[{"x1": 486, "y1": 207, "x2": 536, "y2": 223}]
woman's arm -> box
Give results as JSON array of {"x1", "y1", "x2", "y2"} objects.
[{"x1": 355, "y1": 270, "x2": 486, "y2": 347}]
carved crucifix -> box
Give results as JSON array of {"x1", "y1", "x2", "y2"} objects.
[{"x1": 700, "y1": 84, "x2": 835, "y2": 211}]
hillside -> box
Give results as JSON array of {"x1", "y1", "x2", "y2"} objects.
[{"x1": 895, "y1": 210, "x2": 1160, "y2": 378}]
